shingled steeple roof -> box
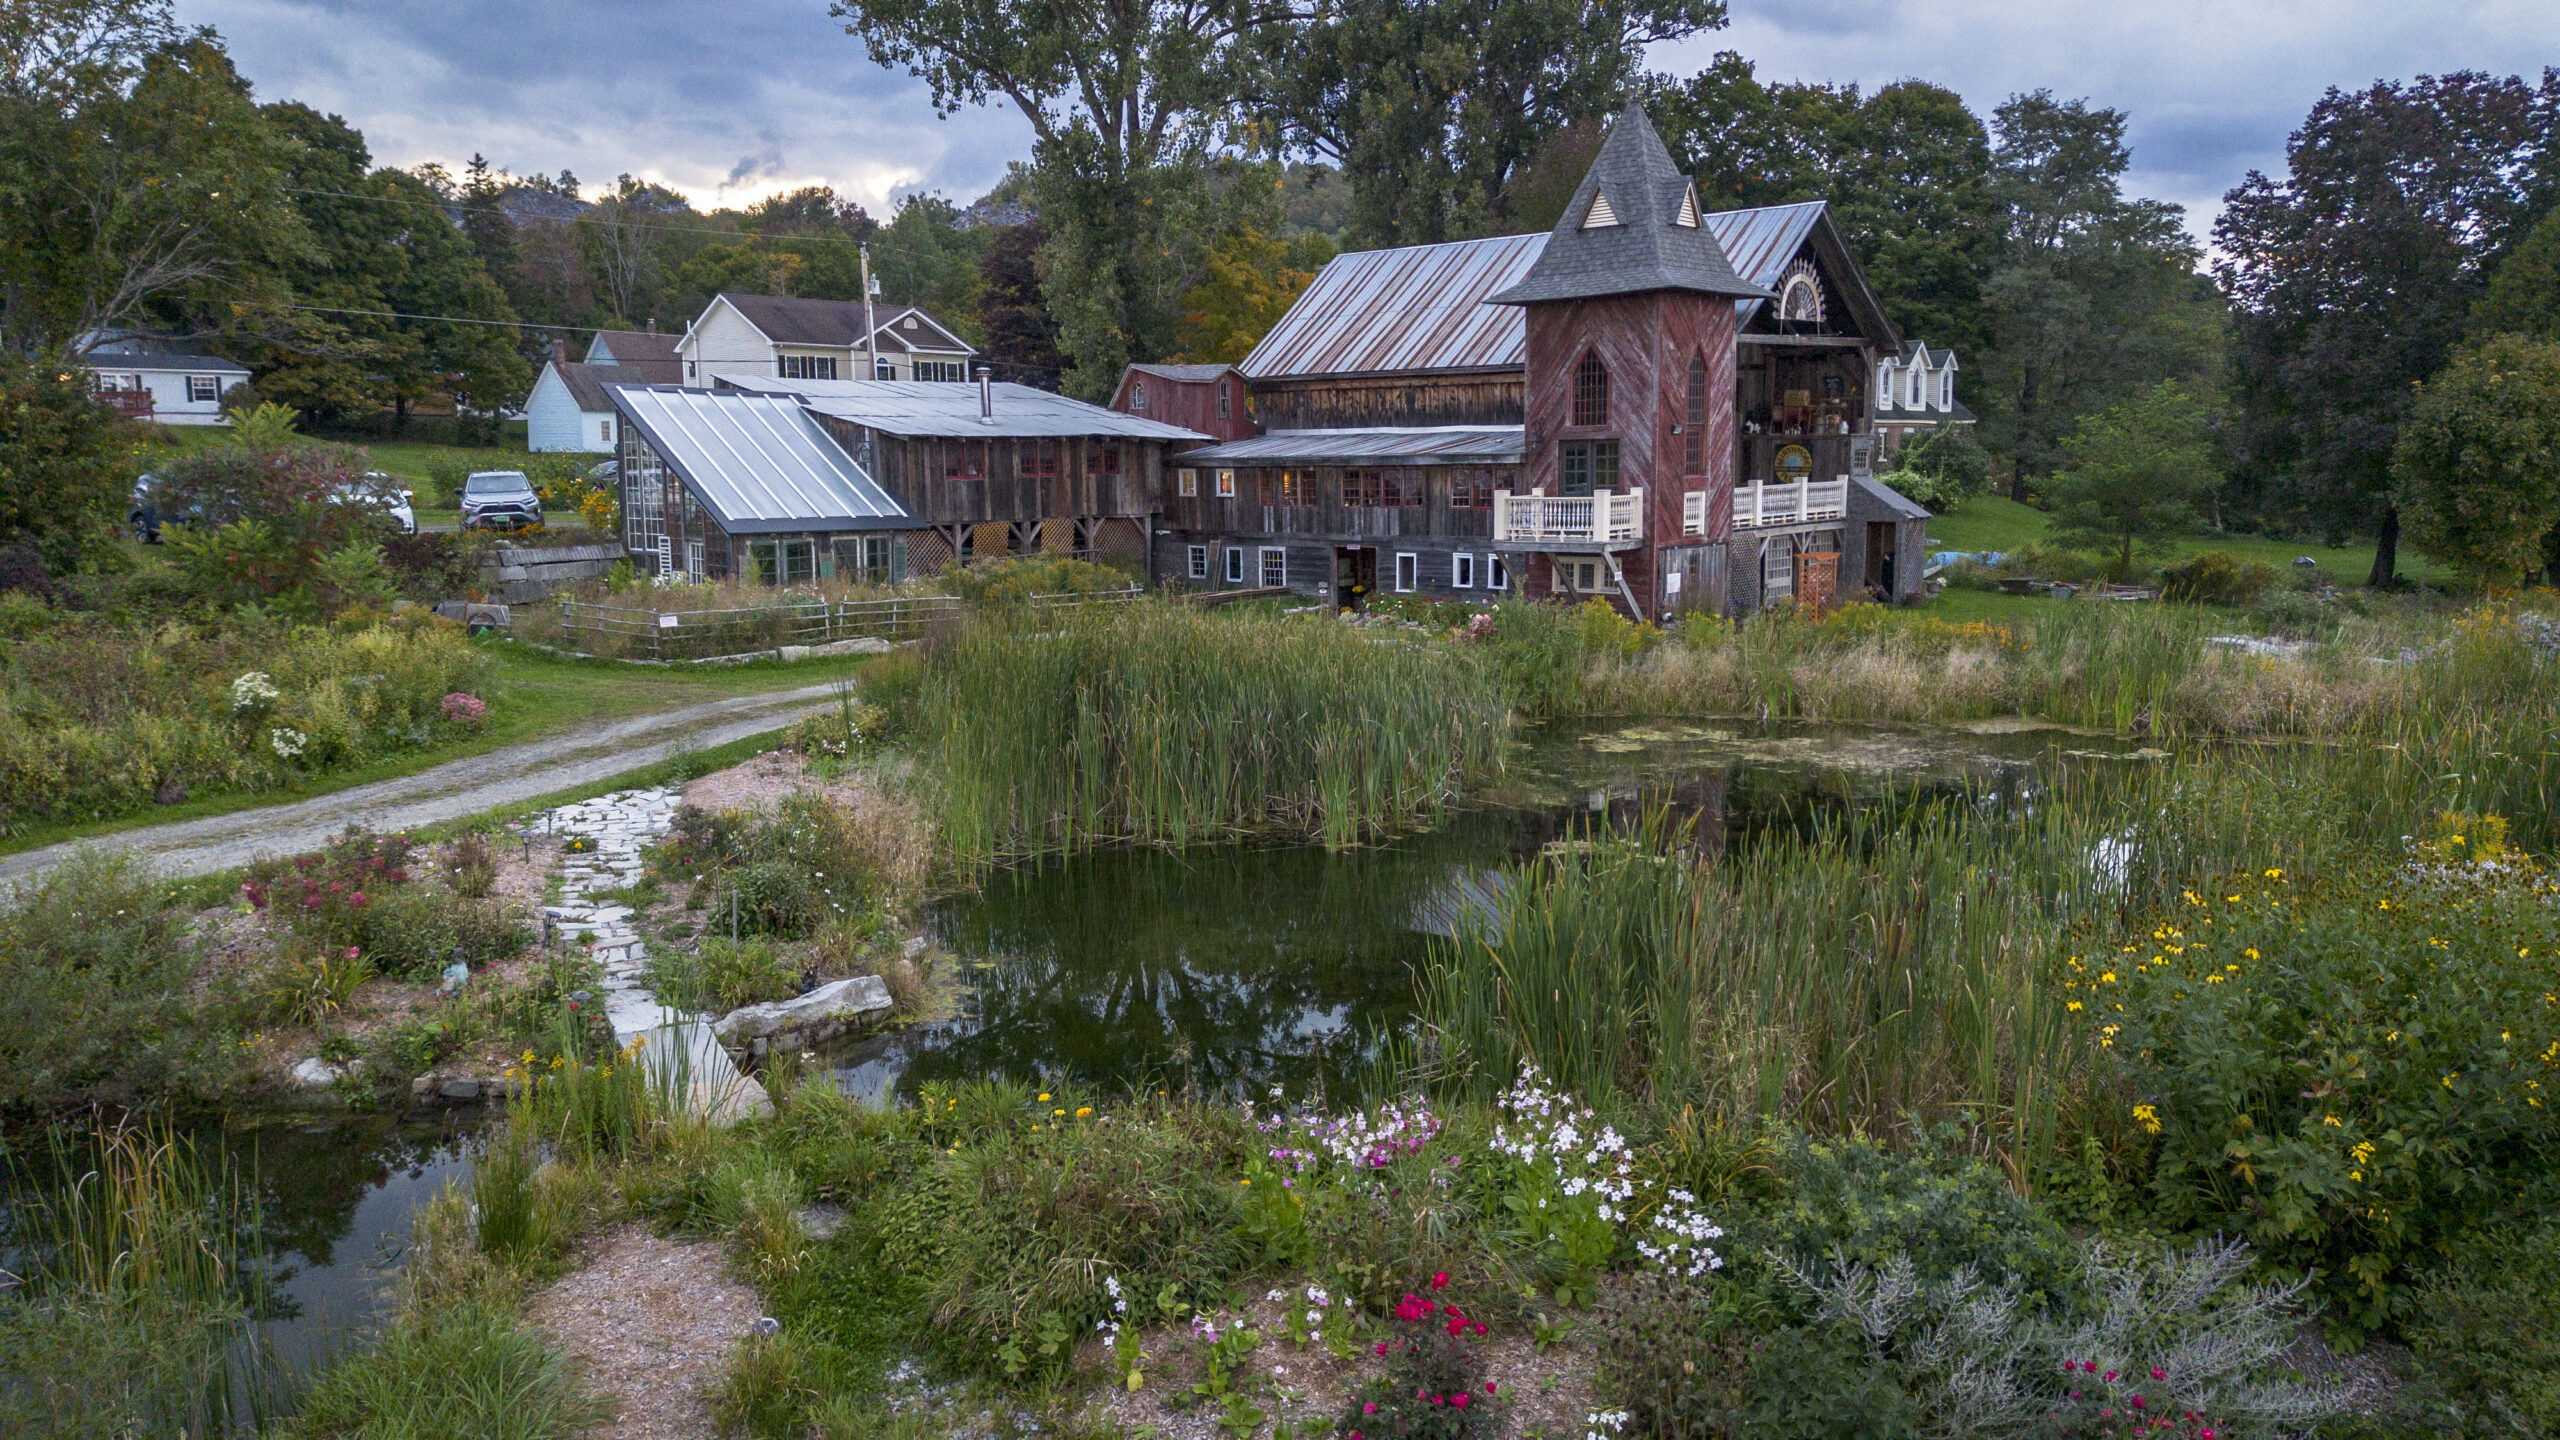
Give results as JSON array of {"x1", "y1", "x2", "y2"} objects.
[{"x1": 1487, "y1": 104, "x2": 1770, "y2": 307}]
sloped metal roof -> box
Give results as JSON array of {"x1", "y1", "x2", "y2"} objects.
[
  {"x1": 1239, "y1": 202, "x2": 1841, "y2": 382},
  {"x1": 711, "y1": 372, "x2": 1206, "y2": 441},
  {"x1": 1178, "y1": 426, "x2": 1524, "y2": 466},
  {"x1": 605, "y1": 386, "x2": 914, "y2": 534},
  {"x1": 1238, "y1": 233, "x2": 1545, "y2": 380}
]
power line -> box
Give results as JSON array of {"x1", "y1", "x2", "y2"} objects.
[
  {"x1": 283, "y1": 185, "x2": 898, "y2": 248},
  {"x1": 288, "y1": 303, "x2": 613, "y2": 333}
]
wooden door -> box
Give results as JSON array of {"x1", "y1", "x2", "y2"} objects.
[{"x1": 1663, "y1": 544, "x2": 1727, "y2": 618}]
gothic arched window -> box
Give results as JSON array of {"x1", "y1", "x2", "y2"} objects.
[
  {"x1": 1572, "y1": 351, "x2": 1610, "y2": 427},
  {"x1": 1683, "y1": 352, "x2": 1708, "y2": 474}
]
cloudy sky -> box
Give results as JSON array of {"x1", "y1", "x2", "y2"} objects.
[{"x1": 186, "y1": 0, "x2": 2558, "y2": 241}]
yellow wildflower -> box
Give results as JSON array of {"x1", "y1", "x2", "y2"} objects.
[
  {"x1": 1076, "y1": 1106, "x2": 1093, "y2": 1117},
  {"x1": 1038, "y1": 1092, "x2": 1052, "y2": 1101},
  {"x1": 2133, "y1": 1103, "x2": 2162, "y2": 1135},
  {"x1": 2322, "y1": 1114, "x2": 2342, "y2": 1127}
]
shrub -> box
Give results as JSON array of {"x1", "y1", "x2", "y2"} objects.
[
  {"x1": 242, "y1": 827, "x2": 525, "y2": 980},
  {"x1": 2396, "y1": 1224, "x2": 2560, "y2": 1436},
  {"x1": 1338, "y1": 1279, "x2": 1504, "y2": 1439},
  {"x1": 2159, "y1": 550, "x2": 2281, "y2": 606},
  {"x1": 0, "y1": 851, "x2": 244, "y2": 1109},
  {"x1": 644, "y1": 938, "x2": 799, "y2": 1015},
  {"x1": 2093, "y1": 856, "x2": 2560, "y2": 1330},
  {"x1": 1736, "y1": 1133, "x2": 2080, "y2": 1308},
  {"x1": 937, "y1": 553, "x2": 1136, "y2": 604},
  {"x1": 654, "y1": 792, "x2": 894, "y2": 939}
]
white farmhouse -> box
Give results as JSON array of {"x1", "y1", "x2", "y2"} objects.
[
  {"x1": 81, "y1": 350, "x2": 251, "y2": 425},
  {"x1": 1872, "y1": 341, "x2": 1975, "y2": 461},
  {"x1": 526, "y1": 328, "x2": 684, "y2": 453},
  {"x1": 674, "y1": 292, "x2": 976, "y2": 387}
]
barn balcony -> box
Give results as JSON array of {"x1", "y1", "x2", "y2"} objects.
[
  {"x1": 1733, "y1": 478, "x2": 1849, "y2": 530},
  {"x1": 1492, "y1": 488, "x2": 1644, "y2": 549}
]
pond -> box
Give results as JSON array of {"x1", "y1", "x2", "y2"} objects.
[
  {"x1": 817, "y1": 715, "x2": 2114, "y2": 1104},
  {"x1": 19, "y1": 715, "x2": 2119, "y2": 1383}
]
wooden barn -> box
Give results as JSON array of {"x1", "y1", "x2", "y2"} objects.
[
  {"x1": 606, "y1": 373, "x2": 1204, "y2": 583},
  {"x1": 1128, "y1": 104, "x2": 1931, "y2": 617}
]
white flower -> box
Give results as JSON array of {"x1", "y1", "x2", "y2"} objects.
[
  {"x1": 269, "y1": 727, "x2": 307, "y2": 758},
  {"x1": 231, "y1": 672, "x2": 279, "y2": 709}
]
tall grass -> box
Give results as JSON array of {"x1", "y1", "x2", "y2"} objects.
[
  {"x1": 926, "y1": 602, "x2": 1510, "y2": 860},
  {"x1": 1417, "y1": 612, "x2": 2560, "y2": 1184},
  {"x1": 0, "y1": 1124, "x2": 287, "y2": 1438}
]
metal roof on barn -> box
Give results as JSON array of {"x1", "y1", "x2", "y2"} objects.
[
  {"x1": 1177, "y1": 426, "x2": 1524, "y2": 467},
  {"x1": 1240, "y1": 200, "x2": 1843, "y2": 382},
  {"x1": 605, "y1": 385, "x2": 915, "y2": 534},
  {"x1": 710, "y1": 372, "x2": 1207, "y2": 441}
]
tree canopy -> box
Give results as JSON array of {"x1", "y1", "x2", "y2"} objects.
[
  {"x1": 2215, "y1": 70, "x2": 2560, "y2": 584},
  {"x1": 2391, "y1": 334, "x2": 2560, "y2": 584},
  {"x1": 2042, "y1": 381, "x2": 2224, "y2": 577}
]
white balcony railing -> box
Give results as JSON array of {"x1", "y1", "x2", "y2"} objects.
[
  {"x1": 1493, "y1": 488, "x2": 1644, "y2": 546},
  {"x1": 1733, "y1": 477, "x2": 1850, "y2": 530}
]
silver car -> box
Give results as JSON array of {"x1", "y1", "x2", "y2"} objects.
[
  {"x1": 331, "y1": 471, "x2": 417, "y2": 533},
  {"x1": 461, "y1": 470, "x2": 543, "y2": 531}
]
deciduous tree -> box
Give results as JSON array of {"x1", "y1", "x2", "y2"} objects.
[
  {"x1": 0, "y1": 0, "x2": 301, "y2": 357},
  {"x1": 0, "y1": 357, "x2": 130, "y2": 571},
  {"x1": 2043, "y1": 381, "x2": 2224, "y2": 578},
  {"x1": 2215, "y1": 70, "x2": 2560, "y2": 585},
  {"x1": 1170, "y1": 226, "x2": 1332, "y2": 363},
  {"x1": 2391, "y1": 334, "x2": 2560, "y2": 584}
]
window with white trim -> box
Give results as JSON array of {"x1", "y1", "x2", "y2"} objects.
[
  {"x1": 1225, "y1": 546, "x2": 1244, "y2": 584},
  {"x1": 1453, "y1": 552, "x2": 1475, "y2": 588},
  {"x1": 1260, "y1": 547, "x2": 1287, "y2": 588},
  {"x1": 1215, "y1": 469, "x2": 1236, "y2": 498},
  {"x1": 186, "y1": 375, "x2": 221, "y2": 402},
  {"x1": 1188, "y1": 544, "x2": 1208, "y2": 579},
  {"x1": 599, "y1": 417, "x2": 615, "y2": 444},
  {"x1": 1488, "y1": 554, "x2": 1508, "y2": 590},
  {"x1": 1394, "y1": 552, "x2": 1418, "y2": 592},
  {"x1": 1178, "y1": 467, "x2": 1198, "y2": 496},
  {"x1": 779, "y1": 354, "x2": 838, "y2": 380},
  {"x1": 1939, "y1": 371, "x2": 1953, "y2": 409}
]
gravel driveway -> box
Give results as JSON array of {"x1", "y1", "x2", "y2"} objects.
[{"x1": 0, "y1": 682, "x2": 847, "y2": 885}]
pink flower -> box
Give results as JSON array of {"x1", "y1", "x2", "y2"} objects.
[
  {"x1": 342, "y1": 947, "x2": 359, "y2": 960},
  {"x1": 1375, "y1": 1342, "x2": 1389, "y2": 1356},
  {"x1": 349, "y1": 892, "x2": 366, "y2": 906},
  {"x1": 2199, "y1": 1430, "x2": 2214, "y2": 1439},
  {"x1": 1485, "y1": 1382, "x2": 1498, "y2": 1394},
  {"x1": 1430, "y1": 1271, "x2": 1449, "y2": 1289},
  {"x1": 2105, "y1": 1371, "x2": 2118, "y2": 1383},
  {"x1": 1452, "y1": 1392, "x2": 1470, "y2": 1409},
  {"x1": 1472, "y1": 1322, "x2": 1487, "y2": 1336},
  {"x1": 1363, "y1": 1403, "x2": 1377, "y2": 1415},
  {"x1": 2151, "y1": 1368, "x2": 2167, "y2": 1381},
  {"x1": 2130, "y1": 1395, "x2": 2145, "y2": 1409}
]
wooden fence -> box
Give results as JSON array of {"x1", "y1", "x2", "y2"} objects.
[{"x1": 556, "y1": 585, "x2": 1142, "y2": 660}]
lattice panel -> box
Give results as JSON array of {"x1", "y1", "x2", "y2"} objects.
[
  {"x1": 1038, "y1": 518, "x2": 1077, "y2": 552},
  {"x1": 971, "y1": 521, "x2": 1013, "y2": 558},
  {"x1": 904, "y1": 528, "x2": 955, "y2": 576},
  {"x1": 1094, "y1": 517, "x2": 1146, "y2": 563}
]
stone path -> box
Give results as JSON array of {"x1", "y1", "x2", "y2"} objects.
[
  {"x1": 0, "y1": 682, "x2": 849, "y2": 886},
  {"x1": 544, "y1": 788, "x2": 769, "y2": 1121}
]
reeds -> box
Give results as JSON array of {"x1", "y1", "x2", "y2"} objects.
[
  {"x1": 926, "y1": 602, "x2": 1510, "y2": 860},
  {"x1": 0, "y1": 1123, "x2": 287, "y2": 1437}
]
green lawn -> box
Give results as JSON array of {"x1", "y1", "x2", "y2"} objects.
[
  {"x1": 1923, "y1": 496, "x2": 2450, "y2": 586},
  {"x1": 363, "y1": 441, "x2": 543, "y2": 510},
  {"x1": 0, "y1": 642, "x2": 873, "y2": 856}
]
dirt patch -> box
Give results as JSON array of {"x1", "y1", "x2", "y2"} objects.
[
  {"x1": 1080, "y1": 1291, "x2": 1600, "y2": 1440},
  {"x1": 680, "y1": 748, "x2": 817, "y2": 814},
  {"x1": 524, "y1": 1223, "x2": 766, "y2": 1440}
]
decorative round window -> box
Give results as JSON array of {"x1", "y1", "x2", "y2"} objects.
[
  {"x1": 1778, "y1": 260, "x2": 1824, "y2": 326},
  {"x1": 1775, "y1": 444, "x2": 1813, "y2": 482}
]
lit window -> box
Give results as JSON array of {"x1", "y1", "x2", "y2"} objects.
[
  {"x1": 1225, "y1": 546, "x2": 1244, "y2": 584},
  {"x1": 1573, "y1": 352, "x2": 1609, "y2": 426},
  {"x1": 1216, "y1": 469, "x2": 1236, "y2": 498},
  {"x1": 1394, "y1": 552, "x2": 1418, "y2": 592},
  {"x1": 1178, "y1": 467, "x2": 1198, "y2": 497},
  {"x1": 1188, "y1": 545, "x2": 1208, "y2": 579},
  {"x1": 1260, "y1": 547, "x2": 1287, "y2": 588},
  {"x1": 1453, "y1": 552, "x2": 1475, "y2": 588}
]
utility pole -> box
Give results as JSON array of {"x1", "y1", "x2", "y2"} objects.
[{"x1": 859, "y1": 243, "x2": 879, "y2": 383}]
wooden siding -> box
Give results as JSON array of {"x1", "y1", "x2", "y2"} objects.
[
  {"x1": 1117, "y1": 373, "x2": 1257, "y2": 442},
  {"x1": 1249, "y1": 374, "x2": 1523, "y2": 431},
  {"x1": 1520, "y1": 291, "x2": 1737, "y2": 612},
  {"x1": 805, "y1": 414, "x2": 1166, "y2": 525},
  {"x1": 1161, "y1": 464, "x2": 1508, "y2": 542}
]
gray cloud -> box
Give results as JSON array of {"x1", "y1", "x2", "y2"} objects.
[{"x1": 183, "y1": 0, "x2": 2559, "y2": 239}]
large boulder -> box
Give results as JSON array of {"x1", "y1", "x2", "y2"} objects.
[{"x1": 714, "y1": 975, "x2": 894, "y2": 1057}]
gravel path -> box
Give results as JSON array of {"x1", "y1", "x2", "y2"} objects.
[{"x1": 0, "y1": 682, "x2": 846, "y2": 885}]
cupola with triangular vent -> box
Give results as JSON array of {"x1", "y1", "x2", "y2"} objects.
[{"x1": 1488, "y1": 104, "x2": 1768, "y2": 307}]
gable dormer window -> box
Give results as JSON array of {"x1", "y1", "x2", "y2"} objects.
[
  {"x1": 1582, "y1": 190, "x2": 1620, "y2": 229},
  {"x1": 1939, "y1": 370, "x2": 1953, "y2": 410},
  {"x1": 1132, "y1": 380, "x2": 1147, "y2": 410},
  {"x1": 1907, "y1": 368, "x2": 1922, "y2": 408},
  {"x1": 1877, "y1": 362, "x2": 1892, "y2": 403},
  {"x1": 1674, "y1": 184, "x2": 1700, "y2": 228}
]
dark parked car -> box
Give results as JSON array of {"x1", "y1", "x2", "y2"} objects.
[
  {"x1": 460, "y1": 470, "x2": 543, "y2": 531},
  {"x1": 128, "y1": 472, "x2": 216, "y2": 543}
]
